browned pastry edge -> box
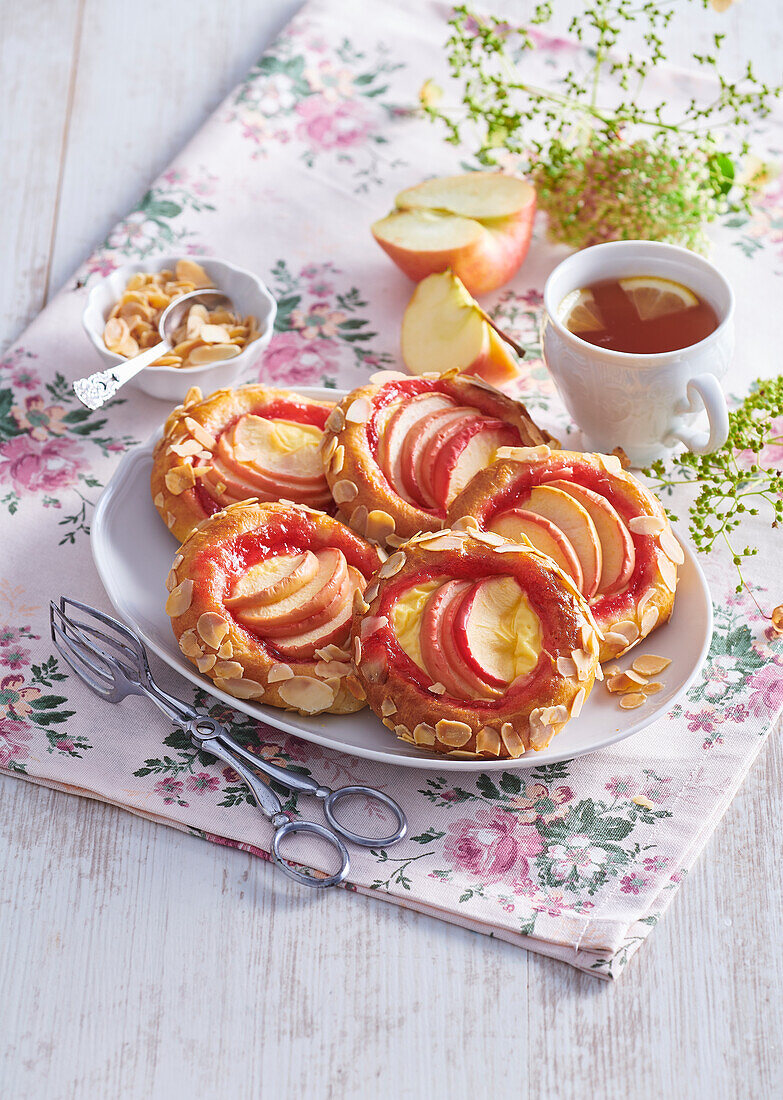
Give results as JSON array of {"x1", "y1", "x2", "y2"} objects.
[
  {"x1": 447, "y1": 447, "x2": 679, "y2": 662},
  {"x1": 151, "y1": 384, "x2": 335, "y2": 543},
  {"x1": 320, "y1": 369, "x2": 553, "y2": 548},
  {"x1": 166, "y1": 500, "x2": 383, "y2": 716},
  {"x1": 349, "y1": 529, "x2": 601, "y2": 759}
]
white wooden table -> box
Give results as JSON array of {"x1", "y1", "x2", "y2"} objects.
[{"x1": 1, "y1": 2, "x2": 781, "y2": 1096}]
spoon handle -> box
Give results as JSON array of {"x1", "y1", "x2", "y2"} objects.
[{"x1": 72, "y1": 340, "x2": 171, "y2": 410}]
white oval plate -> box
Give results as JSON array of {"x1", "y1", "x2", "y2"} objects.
[{"x1": 91, "y1": 388, "x2": 713, "y2": 771}]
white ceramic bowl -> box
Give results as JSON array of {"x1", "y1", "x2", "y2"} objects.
[{"x1": 82, "y1": 254, "x2": 277, "y2": 402}]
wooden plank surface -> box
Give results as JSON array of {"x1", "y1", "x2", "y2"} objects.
[{"x1": 1, "y1": 1, "x2": 782, "y2": 1097}]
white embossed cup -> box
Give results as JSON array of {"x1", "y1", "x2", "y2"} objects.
[{"x1": 542, "y1": 240, "x2": 733, "y2": 467}]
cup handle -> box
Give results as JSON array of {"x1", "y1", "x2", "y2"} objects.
[{"x1": 666, "y1": 374, "x2": 729, "y2": 455}]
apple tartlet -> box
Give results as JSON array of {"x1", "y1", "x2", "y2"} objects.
[
  {"x1": 151, "y1": 384, "x2": 335, "y2": 542},
  {"x1": 165, "y1": 501, "x2": 383, "y2": 715},
  {"x1": 321, "y1": 370, "x2": 551, "y2": 548},
  {"x1": 448, "y1": 447, "x2": 681, "y2": 661},
  {"x1": 351, "y1": 529, "x2": 601, "y2": 758}
]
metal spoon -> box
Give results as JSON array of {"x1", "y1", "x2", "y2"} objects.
[{"x1": 73, "y1": 289, "x2": 233, "y2": 410}]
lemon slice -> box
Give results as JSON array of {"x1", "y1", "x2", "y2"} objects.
[
  {"x1": 619, "y1": 277, "x2": 698, "y2": 322},
  {"x1": 559, "y1": 288, "x2": 604, "y2": 333}
]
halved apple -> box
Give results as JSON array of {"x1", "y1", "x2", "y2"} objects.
[
  {"x1": 546, "y1": 480, "x2": 636, "y2": 595},
  {"x1": 489, "y1": 509, "x2": 584, "y2": 590},
  {"x1": 372, "y1": 173, "x2": 536, "y2": 295},
  {"x1": 401, "y1": 271, "x2": 521, "y2": 386},
  {"x1": 523, "y1": 485, "x2": 602, "y2": 598},
  {"x1": 225, "y1": 551, "x2": 319, "y2": 610}
]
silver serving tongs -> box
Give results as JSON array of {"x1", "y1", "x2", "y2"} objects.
[{"x1": 50, "y1": 597, "x2": 406, "y2": 889}]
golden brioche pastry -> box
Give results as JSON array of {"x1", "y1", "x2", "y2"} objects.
[
  {"x1": 151, "y1": 384, "x2": 335, "y2": 542},
  {"x1": 166, "y1": 500, "x2": 383, "y2": 715},
  {"x1": 321, "y1": 369, "x2": 551, "y2": 547},
  {"x1": 448, "y1": 447, "x2": 680, "y2": 661},
  {"x1": 351, "y1": 529, "x2": 601, "y2": 758}
]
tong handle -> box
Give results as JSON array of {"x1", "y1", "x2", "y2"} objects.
[
  {"x1": 218, "y1": 728, "x2": 328, "y2": 797},
  {"x1": 198, "y1": 733, "x2": 286, "y2": 821}
]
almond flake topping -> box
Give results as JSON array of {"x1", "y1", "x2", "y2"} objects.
[
  {"x1": 642, "y1": 681, "x2": 663, "y2": 695},
  {"x1": 381, "y1": 698, "x2": 397, "y2": 717},
  {"x1": 332, "y1": 479, "x2": 358, "y2": 504},
  {"x1": 619, "y1": 693, "x2": 646, "y2": 710},
  {"x1": 476, "y1": 726, "x2": 501, "y2": 756},
  {"x1": 183, "y1": 386, "x2": 203, "y2": 407},
  {"x1": 369, "y1": 370, "x2": 407, "y2": 385},
  {"x1": 570, "y1": 648, "x2": 593, "y2": 681},
  {"x1": 353, "y1": 589, "x2": 370, "y2": 615},
  {"x1": 632, "y1": 654, "x2": 671, "y2": 676},
  {"x1": 165, "y1": 579, "x2": 193, "y2": 617},
  {"x1": 324, "y1": 406, "x2": 345, "y2": 433},
  {"x1": 501, "y1": 722, "x2": 527, "y2": 757},
  {"x1": 359, "y1": 615, "x2": 387, "y2": 641},
  {"x1": 349, "y1": 504, "x2": 368, "y2": 536},
  {"x1": 612, "y1": 620, "x2": 640, "y2": 644},
  {"x1": 435, "y1": 719, "x2": 472, "y2": 748},
  {"x1": 278, "y1": 675, "x2": 336, "y2": 714},
  {"x1": 196, "y1": 612, "x2": 229, "y2": 649},
  {"x1": 420, "y1": 535, "x2": 466, "y2": 552},
  {"x1": 330, "y1": 445, "x2": 345, "y2": 475},
  {"x1": 322, "y1": 435, "x2": 337, "y2": 462},
  {"x1": 413, "y1": 722, "x2": 436, "y2": 746},
  {"x1": 428, "y1": 682, "x2": 446, "y2": 695},
  {"x1": 217, "y1": 640, "x2": 233, "y2": 659},
  {"x1": 170, "y1": 438, "x2": 203, "y2": 458},
  {"x1": 215, "y1": 677, "x2": 265, "y2": 700},
  {"x1": 316, "y1": 660, "x2": 352, "y2": 679},
  {"x1": 628, "y1": 514, "x2": 665, "y2": 536},
  {"x1": 165, "y1": 464, "x2": 196, "y2": 496},
  {"x1": 556, "y1": 656, "x2": 577, "y2": 679},
  {"x1": 366, "y1": 510, "x2": 396, "y2": 545},
  {"x1": 395, "y1": 725, "x2": 415, "y2": 744},
  {"x1": 451, "y1": 515, "x2": 479, "y2": 533},
  {"x1": 570, "y1": 688, "x2": 586, "y2": 718},
  {"x1": 183, "y1": 417, "x2": 216, "y2": 451},
  {"x1": 153, "y1": 492, "x2": 165, "y2": 509},
  {"x1": 379, "y1": 552, "x2": 405, "y2": 579},
  {"x1": 353, "y1": 637, "x2": 362, "y2": 665},
  {"x1": 641, "y1": 605, "x2": 660, "y2": 635},
  {"x1": 658, "y1": 554, "x2": 678, "y2": 593},
  {"x1": 178, "y1": 630, "x2": 202, "y2": 658},
  {"x1": 165, "y1": 569, "x2": 178, "y2": 593},
  {"x1": 345, "y1": 397, "x2": 372, "y2": 424},
  {"x1": 598, "y1": 453, "x2": 623, "y2": 475},
  {"x1": 471, "y1": 529, "x2": 506, "y2": 547},
  {"x1": 659, "y1": 527, "x2": 685, "y2": 565},
  {"x1": 214, "y1": 660, "x2": 244, "y2": 680},
  {"x1": 196, "y1": 654, "x2": 216, "y2": 673},
  {"x1": 268, "y1": 663, "x2": 294, "y2": 683}
]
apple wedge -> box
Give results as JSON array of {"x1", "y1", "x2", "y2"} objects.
[
  {"x1": 523, "y1": 485, "x2": 602, "y2": 598},
  {"x1": 432, "y1": 418, "x2": 519, "y2": 509},
  {"x1": 225, "y1": 551, "x2": 319, "y2": 610},
  {"x1": 237, "y1": 547, "x2": 346, "y2": 633},
  {"x1": 377, "y1": 392, "x2": 456, "y2": 504},
  {"x1": 372, "y1": 173, "x2": 536, "y2": 295},
  {"x1": 546, "y1": 480, "x2": 636, "y2": 596},
  {"x1": 401, "y1": 271, "x2": 522, "y2": 386},
  {"x1": 420, "y1": 580, "x2": 499, "y2": 700},
  {"x1": 489, "y1": 509, "x2": 584, "y2": 590},
  {"x1": 454, "y1": 576, "x2": 540, "y2": 688}
]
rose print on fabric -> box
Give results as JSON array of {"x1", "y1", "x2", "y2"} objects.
[
  {"x1": 230, "y1": 24, "x2": 407, "y2": 191},
  {"x1": 84, "y1": 168, "x2": 218, "y2": 276},
  {"x1": 255, "y1": 259, "x2": 394, "y2": 387},
  {"x1": 0, "y1": 353, "x2": 137, "y2": 537},
  {"x1": 443, "y1": 808, "x2": 544, "y2": 885}
]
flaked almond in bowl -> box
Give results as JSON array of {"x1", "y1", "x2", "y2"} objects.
[{"x1": 82, "y1": 255, "x2": 276, "y2": 402}]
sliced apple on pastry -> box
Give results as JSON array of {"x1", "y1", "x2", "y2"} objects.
[
  {"x1": 420, "y1": 580, "x2": 499, "y2": 700},
  {"x1": 400, "y1": 270, "x2": 522, "y2": 387},
  {"x1": 224, "y1": 551, "x2": 319, "y2": 610},
  {"x1": 400, "y1": 405, "x2": 467, "y2": 505},
  {"x1": 546, "y1": 480, "x2": 635, "y2": 595},
  {"x1": 454, "y1": 576, "x2": 541, "y2": 689},
  {"x1": 235, "y1": 547, "x2": 347, "y2": 633},
  {"x1": 489, "y1": 509, "x2": 584, "y2": 590},
  {"x1": 431, "y1": 417, "x2": 518, "y2": 509},
  {"x1": 377, "y1": 392, "x2": 456, "y2": 504},
  {"x1": 519, "y1": 485, "x2": 602, "y2": 598},
  {"x1": 372, "y1": 173, "x2": 536, "y2": 296}
]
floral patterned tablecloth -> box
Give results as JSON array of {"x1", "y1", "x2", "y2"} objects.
[{"x1": 1, "y1": 0, "x2": 782, "y2": 979}]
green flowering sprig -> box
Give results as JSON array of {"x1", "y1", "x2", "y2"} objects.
[
  {"x1": 423, "y1": 2, "x2": 781, "y2": 250},
  {"x1": 645, "y1": 376, "x2": 783, "y2": 615}
]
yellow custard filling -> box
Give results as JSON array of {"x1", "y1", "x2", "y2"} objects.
[
  {"x1": 233, "y1": 414, "x2": 322, "y2": 464},
  {"x1": 391, "y1": 580, "x2": 440, "y2": 671}
]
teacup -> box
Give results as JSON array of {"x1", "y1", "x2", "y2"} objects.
[{"x1": 542, "y1": 240, "x2": 733, "y2": 467}]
